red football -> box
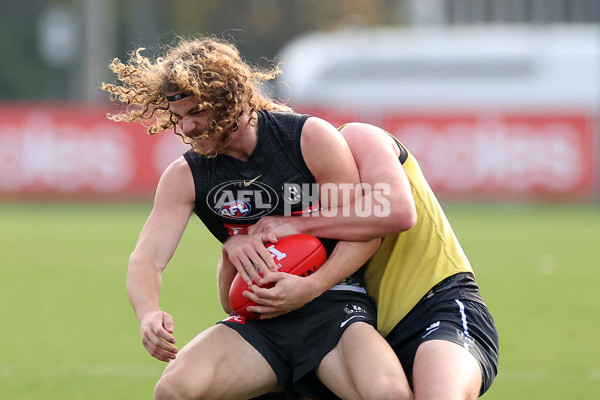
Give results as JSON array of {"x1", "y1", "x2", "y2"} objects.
[{"x1": 228, "y1": 234, "x2": 327, "y2": 319}]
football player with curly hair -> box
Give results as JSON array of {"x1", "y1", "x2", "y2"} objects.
[{"x1": 103, "y1": 36, "x2": 410, "y2": 400}]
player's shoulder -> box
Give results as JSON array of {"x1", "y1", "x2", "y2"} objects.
[
  {"x1": 299, "y1": 116, "x2": 351, "y2": 164},
  {"x1": 164, "y1": 155, "x2": 191, "y2": 174},
  {"x1": 158, "y1": 155, "x2": 194, "y2": 189},
  {"x1": 259, "y1": 109, "x2": 308, "y2": 128},
  {"x1": 340, "y1": 122, "x2": 395, "y2": 145},
  {"x1": 153, "y1": 155, "x2": 195, "y2": 204},
  {"x1": 302, "y1": 115, "x2": 331, "y2": 129},
  {"x1": 339, "y1": 122, "x2": 402, "y2": 158},
  {"x1": 300, "y1": 116, "x2": 344, "y2": 146}
]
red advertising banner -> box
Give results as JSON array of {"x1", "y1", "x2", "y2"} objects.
[
  {"x1": 0, "y1": 103, "x2": 188, "y2": 200},
  {"x1": 384, "y1": 112, "x2": 598, "y2": 200},
  {"x1": 299, "y1": 107, "x2": 598, "y2": 201},
  {"x1": 0, "y1": 103, "x2": 597, "y2": 201}
]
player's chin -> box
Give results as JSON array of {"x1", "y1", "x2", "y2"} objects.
[
  {"x1": 194, "y1": 145, "x2": 217, "y2": 156},
  {"x1": 190, "y1": 139, "x2": 219, "y2": 156}
]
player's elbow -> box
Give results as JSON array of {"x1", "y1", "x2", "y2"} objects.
[
  {"x1": 371, "y1": 185, "x2": 417, "y2": 235},
  {"x1": 385, "y1": 201, "x2": 417, "y2": 233},
  {"x1": 222, "y1": 303, "x2": 233, "y2": 314},
  {"x1": 129, "y1": 248, "x2": 167, "y2": 273}
]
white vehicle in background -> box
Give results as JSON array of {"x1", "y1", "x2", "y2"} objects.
[{"x1": 278, "y1": 25, "x2": 600, "y2": 201}]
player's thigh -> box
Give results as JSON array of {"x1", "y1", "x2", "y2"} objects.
[
  {"x1": 316, "y1": 322, "x2": 412, "y2": 400},
  {"x1": 413, "y1": 340, "x2": 481, "y2": 400},
  {"x1": 157, "y1": 324, "x2": 280, "y2": 399}
]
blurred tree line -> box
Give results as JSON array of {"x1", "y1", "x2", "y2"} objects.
[{"x1": 0, "y1": 0, "x2": 403, "y2": 102}]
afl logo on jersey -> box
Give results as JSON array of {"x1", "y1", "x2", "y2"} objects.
[
  {"x1": 206, "y1": 180, "x2": 279, "y2": 221},
  {"x1": 218, "y1": 201, "x2": 251, "y2": 218}
]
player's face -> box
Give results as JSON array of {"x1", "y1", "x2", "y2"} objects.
[
  {"x1": 168, "y1": 95, "x2": 209, "y2": 136},
  {"x1": 168, "y1": 95, "x2": 220, "y2": 153}
]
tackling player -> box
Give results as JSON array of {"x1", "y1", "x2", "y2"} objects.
[{"x1": 248, "y1": 124, "x2": 500, "y2": 398}]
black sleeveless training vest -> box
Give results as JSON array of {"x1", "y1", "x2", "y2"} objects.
[{"x1": 184, "y1": 110, "x2": 321, "y2": 244}]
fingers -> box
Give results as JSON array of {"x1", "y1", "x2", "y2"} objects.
[
  {"x1": 237, "y1": 256, "x2": 260, "y2": 284},
  {"x1": 256, "y1": 243, "x2": 278, "y2": 271},
  {"x1": 235, "y1": 253, "x2": 269, "y2": 284},
  {"x1": 236, "y1": 263, "x2": 253, "y2": 286},
  {"x1": 244, "y1": 280, "x2": 286, "y2": 311},
  {"x1": 245, "y1": 285, "x2": 274, "y2": 302},
  {"x1": 247, "y1": 217, "x2": 281, "y2": 236},
  {"x1": 248, "y1": 216, "x2": 299, "y2": 237},
  {"x1": 141, "y1": 312, "x2": 178, "y2": 362},
  {"x1": 261, "y1": 232, "x2": 278, "y2": 244},
  {"x1": 224, "y1": 235, "x2": 278, "y2": 284},
  {"x1": 142, "y1": 333, "x2": 178, "y2": 362},
  {"x1": 244, "y1": 273, "x2": 315, "y2": 319},
  {"x1": 257, "y1": 270, "x2": 286, "y2": 287},
  {"x1": 244, "y1": 289, "x2": 284, "y2": 319},
  {"x1": 247, "y1": 221, "x2": 263, "y2": 235},
  {"x1": 162, "y1": 312, "x2": 175, "y2": 334}
]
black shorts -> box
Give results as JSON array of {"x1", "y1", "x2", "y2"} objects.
[
  {"x1": 219, "y1": 288, "x2": 376, "y2": 400},
  {"x1": 386, "y1": 283, "x2": 499, "y2": 396}
]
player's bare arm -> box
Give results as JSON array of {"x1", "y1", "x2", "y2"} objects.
[
  {"x1": 282, "y1": 117, "x2": 381, "y2": 286},
  {"x1": 127, "y1": 156, "x2": 195, "y2": 361},
  {"x1": 249, "y1": 123, "x2": 417, "y2": 241},
  {"x1": 300, "y1": 117, "x2": 362, "y2": 207},
  {"x1": 216, "y1": 253, "x2": 237, "y2": 313}
]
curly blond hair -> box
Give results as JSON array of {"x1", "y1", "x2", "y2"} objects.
[{"x1": 102, "y1": 36, "x2": 291, "y2": 154}]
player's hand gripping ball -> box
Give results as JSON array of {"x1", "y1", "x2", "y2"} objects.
[{"x1": 228, "y1": 234, "x2": 327, "y2": 319}]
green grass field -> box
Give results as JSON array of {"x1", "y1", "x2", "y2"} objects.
[{"x1": 1, "y1": 201, "x2": 599, "y2": 399}]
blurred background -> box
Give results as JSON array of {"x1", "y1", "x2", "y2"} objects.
[
  {"x1": 1, "y1": 1, "x2": 599, "y2": 399},
  {"x1": 2, "y1": 0, "x2": 599, "y2": 201}
]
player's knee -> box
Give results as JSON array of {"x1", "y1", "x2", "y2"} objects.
[
  {"x1": 154, "y1": 374, "x2": 195, "y2": 400},
  {"x1": 154, "y1": 378, "x2": 175, "y2": 400},
  {"x1": 154, "y1": 376, "x2": 179, "y2": 400}
]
